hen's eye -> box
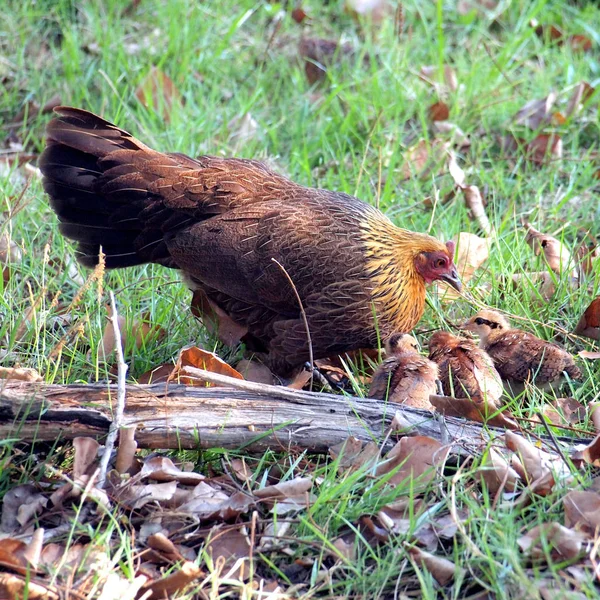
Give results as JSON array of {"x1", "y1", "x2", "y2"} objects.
[{"x1": 435, "y1": 258, "x2": 446, "y2": 268}]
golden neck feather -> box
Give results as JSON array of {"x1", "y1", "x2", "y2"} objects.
[{"x1": 360, "y1": 212, "x2": 441, "y2": 334}]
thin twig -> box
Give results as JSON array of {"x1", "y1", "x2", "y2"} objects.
[
  {"x1": 271, "y1": 258, "x2": 314, "y2": 390},
  {"x1": 97, "y1": 291, "x2": 128, "y2": 488}
]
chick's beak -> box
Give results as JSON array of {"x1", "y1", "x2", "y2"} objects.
[{"x1": 439, "y1": 267, "x2": 462, "y2": 293}]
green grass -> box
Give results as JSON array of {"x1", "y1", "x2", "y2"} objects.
[{"x1": 1, "y1": 0, "x2": 600, "y2": 597}]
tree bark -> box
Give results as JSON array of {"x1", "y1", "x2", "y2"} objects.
[{"x1": 0, "y1": 378, "x2": 580, "y2": 453}]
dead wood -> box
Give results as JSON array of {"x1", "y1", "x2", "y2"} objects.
[{"x1": 0, "y1": 377, "x2": 584, "y2": 453}]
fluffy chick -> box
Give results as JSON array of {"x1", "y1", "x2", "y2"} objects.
[
  {"x1": 463, "y1": 309, "x2": 581, "y2": 390},
  {"x1": 368, "y1": 333, "x2": 438, "y2": 410},
  {"x1": 428, "y1": 331, "x2": 504, "y2": 407}
]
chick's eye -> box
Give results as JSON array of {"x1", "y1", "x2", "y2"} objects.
[{"x1": 475, "y1": 318, "x2": 483, "y2": 325}]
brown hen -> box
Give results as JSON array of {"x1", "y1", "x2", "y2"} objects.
[
  {"x1": 463, "y1": 309, "x2": 581, "y2": 391},
  {"x1": 39, "y1": 107, "x2": 461, "y2": 376},
  {"x1": 428, "y1": 331, "x2": 503, "y2": 407},
  {"x1": 368, "y1": 333, "x2": 438, "y2": 409}
]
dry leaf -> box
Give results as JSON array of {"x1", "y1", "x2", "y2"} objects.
[
  {"x1": 298, "y1": 37, "x2": 359, "y2": 85},
  {"x1": 518, "y1": 523, "x2": 586, "y2": 561},
  {"x1": 590, "y1": 403, "x2": 600, "y2": 433},
  {"x1": 346, "y1": 0, "x2": 393, "y2": 23},
  {"x1": 204, "y1": 526, "x2": 250, "y2": 580},
  {"x1": 190, "y1": 288, "x2": 248, "y2": 346},
  {"x1": 135, "y1": 66, "x2": 182, "y2": 122},
  {"x1": 433, "y1": 121, "x2": 471, "y2": 148},
  {"x1": 140, "y1": 561, "x2": 201, "y2": 600},
  {"x1": 565, "y1": 82, "x2": 595, "y2": 119},
  {"x1": 375, "y1": 436, "x2": 449, "y2": 488},
  {"x1": 255, "y1": 477, "x2": 314, "y2": 515},
  {"x1": 117, "y1": 481, "x2": 178, "y2": 510},
  {"x1": 0, "y1": 484, "x2": 47, "y2": 533},
  {"x1": 524, "y1": 223, "x2": 573, "y2": 275},
  {"x1": 526, "y1": 133, "x2": 563, "y2": 164},
  {"x1": 510, "y1": 271, "x2": 557, "y2": 301},
  {"x1": 180, "y1": 484, "x2": 254, "y2": 520},
  {"x1": 514, "y1": 93, "x2": 557, "y2": 130},
  {"x1": 137, "y1": 362, "x2": 174, "y2": 384},
  {"x1": 574, "y1": 297, "x2": 600, "y2": 341},
  {"x1": 400, "y1": 139, "x2": 450, "y2": 180},
  {"x1": 480, "y1": 447, "x2": 521, "y2": 493},
  {"x1": 291, "y1": 7, "x2": 308, "y2": 23},
  {"x1": 72, "y1": 437, "x2": 100, "y2": 482},
  {"x1": 170, "y1": 345, "x2": 243, "y2": 386},
  {"x1": 115, "y1": 426, "x2": 138, "y2": 475},
  {"x1": 451, "y1": 232, "x2": 490, "y2": 284},
  {"x1": 428, "y1": 101, "x2": 449, "y2": 122},
  {"x1": 405, "y1": 544, "x2": 462, "y2": 586},
  {"x1": 330, "y1": 437, "x2": 380, "y2": 473},
  {"x1": 571, "y1": 434, "x2": 600, "y2": 467},
  {"x1": 140, "y1": 456, "x2": 205, "y2": 485},
  {"x1": 563, "y1": 490, "x2": 600, "y2": 533},
  {"x1": 0, "y1": 366, "x2": 42, "y2": 382},
  {"x1": 457, "y1": 0, "x2": 499, "y2": 15},
  {"x1": 0, "y1": 573, "x2": 58, "y2": 600},
  {"x1": 579, "y1": 350, "x2": 600, "y2": 359},
  {"x1": 505, "y1": 431, "x2": 567, "y2": 485},
  {"x1": 235, "y1": 359, "x2": 274, "y2": 384},
  {"x1": 419, "y1": 65, "x2": 458, "y2": 93}
]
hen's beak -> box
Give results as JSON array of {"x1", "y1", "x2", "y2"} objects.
[{"x1": 439, "y1": 268, "x2": 462, "y2": 293}]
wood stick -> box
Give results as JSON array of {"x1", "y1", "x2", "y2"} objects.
[{"x1": 0, "y1": 381, "x2": 584, "y2": 454}]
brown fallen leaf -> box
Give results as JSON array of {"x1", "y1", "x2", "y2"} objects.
[
  {"x1": 0, "y1": 484, "x2": 47, "y2": 534},
  {"x1": 190, "y1": 288, "x2": 248, "y2": 346},
  {"x1": 140, "y1": 561, "x2": 201, "y2": 600},
  {"x1": 375, "y1": 436, "x2": 449, "y2": 488},
  {"x1": 329, "y1": 437, "x2": 380, "y2": 473},
  {"x1": 563, "y1": 490, "x2": 600, "y2": 534},
  {"x1": 428, "y1": 101, "x2": 449, "y2": 122},
  {"x1": 505, "y1": 431, "x2": 563, "y2": 484},
  {"x1": 298, "y1": 37, "x2": 359, "y2": 85},
  {"x1": 140, "y1": 456, "x2": 205, "y2": 485},
  {"x1": 524, "y1": 223, "x2": 573, "y2": 275},
  {"x1": 571, "y1": 434, "x2": 600, "y2": 468},
  {"x1": 170, "y1": 345, "x2": 243, "y2": 386},
  {"x1": 255, "y1": 477, "x2": 314, "y2": 514},
  {"x1": 518, "y1": 522, "x2": 586, "y2": 561},
  {"x1": 565, "y1": 82, "x2": 595, "y2": 119},
  {"x1": 235, "y1": 359, "x2": 275, "y2": 384},
  {"x1": 0, "y1": 573, "x2": 58, "y2": 600},
  {"x1": 137, "y1": 362, "x2": 174, "y2": 384},
  {"x1": 204, "y1": 526, "x2": 251, "y2": 580},
  {"x1": 0, "y1": 366, "x2": 42, "y2": 382},
  {"x1": 526, "y1": 133, "x2": 563, "y2": 165},
  {"x1": 574, "y1": 297, "x2": 600, "y2": 341},
  {"x1": 400, "y1": 139, "x2": 450, "y2": 180},
  {"x1": 72, "y1": 437, "x2": 100, "y2": 482},
  {"x1": 510, "y1": 271, "x2": 557, "y2": 301},
  {"x1": 590, "y1": 403, "x2": 600, "y2": 433},
  {"x1": 579, "y1": 350, "x2": 600, "y2": 360},
  {"x1": 479, "y1": 447, "x2": 521, "y2": 494},
  {"x1": 346, "y1": 0, "x2": 393, "y2": 24},
  {"x1": 405, "y1": 544, "x2": 462, "y2": 586},
  {"x1": 514, "y1": 93, "x2": 557, "y2": 130},
  {"x1": 100, "y1": 307, "x2": 165, "y2": 360},
  {"x1": 135, "y1": 66, "x2": 183, "y2": 122},
  {"x1": 419, "y1": 65, "x2": 458, "y2": 93},
  {"x1": 291, "y1": 7, "x2": 309, "y2": 23},
  {"x1": 115, "y1": 426, "x2": 138, "y2": 475}
]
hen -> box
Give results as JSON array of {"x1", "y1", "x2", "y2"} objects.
[
  {"x1": 368, "y1": 333, "x2": 438, "y2": 409},
  {"x1": 462, "y1": 309, "x2": 581, "y2": 391},
  {"x1": 39, "y1": 107, "x2": 461, "y2": 375},
  {"x1": 428, "y1": 331, "x2": 503, "y2": 407}
]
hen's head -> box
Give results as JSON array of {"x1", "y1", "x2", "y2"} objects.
[
  {"x1": 413, "y1": 240, "x2": 462, "y2": 292},
  {"x1": 385, "y1": 333, "x2": 419, "y2": 355},
  {"x1": 462, "y1": 309, "x2": 510, "y2": 343}
]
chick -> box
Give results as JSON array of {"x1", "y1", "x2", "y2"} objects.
[
  {"x1": 428, "y1": 331, "x2": 504, "y2": 407},
  {"x1": 463, "y1": 309, "x2": 581, "y2": 391},
  {"x1": 368, "y1": 333, "x2": 438, "y2": 410}
]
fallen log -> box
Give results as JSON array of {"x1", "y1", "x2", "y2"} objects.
[{"x1": 0, "y1": 372, "x2": 585, "y2": 453}]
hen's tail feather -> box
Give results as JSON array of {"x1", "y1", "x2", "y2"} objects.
[{"x1": 40, "y1": 106, "x2": 185, "y2": 269}]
